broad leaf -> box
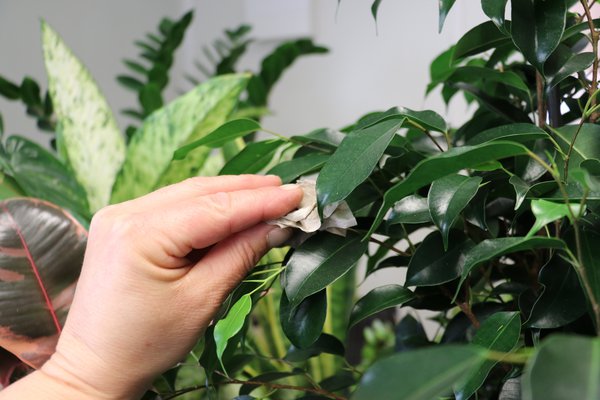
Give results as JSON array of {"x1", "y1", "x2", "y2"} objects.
[
  {"x1": 467, "y1": 123, "x2": 547, "y2": 145},
  {"x1": 267, "y1": 153, "x2": 329, "y2": 184},
  {"x1": 510, "y1": 0, "x2": 567, "y2": 73},
  {"x1": 553, "y1": 124, "x2": 600, "y2": 168},
  {"x1": 316, "y1": 118, "x2": 404, "y2": 210},
  {"x1": 371, "y1": 0, "x2": 383, "y2": 24},
  {"x1": 0, "y1": 198, "x2": 86, "y2": 368},
  {"x1": 428, "y1": 174, "x2": 482, "y2": 250},
  {"x1": 219, "y1": 139, "x2": 283, "y2": 175},
  {"x1": 386, "y1": 194, "x2": 431, "y2": 225},
  {"x1": 482, "y1": 0, "x2": 508, "y2": 31},
  {"x1": 3, "y1": 136, "x2": 89, "y2": 218},
  {"x1": 353, "y1": 345, "x2": 487, "y2": 400},
  {"x1": 111, "y1": 74, "x2": 249, "y2": 203},
  {"x1": 453, "y1": 21, "x2": 511, "y2": 62},
  {"x1": 283, "y1": 232, "x2": 367, "y2": 308},
  {"x1": 456, "y1": 236, "x2": 565, "y2": 299},
  {"x1": 400, "y1": 107, "x2": 446, "y2": 134},
  {"x1": 526, "y1": 199, "x2": 584, "y2": 238},
  {"x1": 214, "y1": 294, "x2": 252, "y2": 370},
  {"x1": 523, "y1": 335, "x2": 600, "y2": 400},
  {"x1": 548, "y1": 52, "x2": 595, "y2": 88},
  {"x1": 442, "y1": 66, "x2": 529, "y2": 97},
  {"x1": 173, "y1": 118, "x2": 261, "y2": 160},
  {"x1": 527, "y1": 256, "x2": 587, "y2": 328},
  {"x1": 369, "y1": 141, "x2": 529, "y2": 237},
  {"x1": 575, "y1": 227, "x2": 600, "y2": 308},
  {"x1": 291, "y1": 128, "x2": 345, "y2": 148},
  {"x1": 406, "y1": 230, "x2": 473, "y2": 286},
  {"x1": 455, "y1": 312, "x2": 521, "y2": 400},
  {"x1": 42, "y1": 22, "x2": 126, "y2": 212},
  {"x1": 285, "y1": 333, "x2": 345, "y2": 362},
  {"x1": 439, "y1": 0, "x2": 457, "y2": 33},
  {"x1": 349, "y1": 285, "x2": 414, "y2": 328},
  {"x1": 280, "y1": 290, "x2": 326, "y2": 349}
]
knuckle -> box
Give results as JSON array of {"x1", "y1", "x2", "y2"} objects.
[
  {"x1": 235, "y1": 240, "x2": 261, "y2": 269},
  {"x1": 203, "y1": 191, "x2": 233, "y2": 218}
]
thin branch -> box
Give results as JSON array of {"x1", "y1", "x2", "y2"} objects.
[
  {"x1": 407, "y1": 120, "x2": 445, "y2": 152},
  {"x1": 536, "y1": 72, "x2": 546, "y2": 129}
]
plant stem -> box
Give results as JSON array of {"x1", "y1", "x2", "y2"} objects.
[
  {"x1": 581, "y1": 0, "x2": 599, "y2": 122},
  {"x1": 536, "y1": 72, "x2": 546, "y2": 129},
  {"x1": 407, "y1": 120, "x2": 445, "y2": 152},
  {"x1": 564, "y1": 113, "x2": 586, "y2": 179}
]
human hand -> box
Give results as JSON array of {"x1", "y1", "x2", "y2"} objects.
[{"x1": 12, "y1": 175, "x2": 302, "y2": 399}]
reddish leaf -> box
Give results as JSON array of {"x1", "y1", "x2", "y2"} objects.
[{"x1": 0, "y1": 198, "x2": 87, "y2": 368}]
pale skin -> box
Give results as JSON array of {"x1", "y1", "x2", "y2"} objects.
[{"x1": 0, "y1": 175, "x2": 303, "y2": 400}]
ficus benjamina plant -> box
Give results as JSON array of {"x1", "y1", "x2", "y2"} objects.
[{"x1": 1, "y1": 1, "x2": 600, "y2": 399}]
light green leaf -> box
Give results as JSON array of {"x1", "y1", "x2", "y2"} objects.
[
  {"x1": 428, "y1": 174, "x2": 482, "y2": 250},
  {"x1": 368, "y1": 141, "x2": 529, "y2": 237},
  {"x1": 349, "y1": 285, "x2": 414, "y2": 328},
  {"x1": 354, "y1": 345, "x2": 487, "y2": 400},
  {"x1": 42, "y1": 21, "x2": 125, "y2": 212},
  {"x1": 523, "y1": 335, "x2": 600, "y2": 400},
  {"x1": 510, "y1": 0, "x2": 567, "y2": 73},
  {"x1": 316, "y1": 118, "x2": 404, "y2": 210},
  {"x1": 455, "y1": 312, "x2": 521, "y2": 400},
  {"x1": 214, "y1": 294, "x2": 252, "y2": 371},
  {"x1": 526, "y1": 199, "x2": 584, "y2": 238},
  {"x1": 111, "y1": 74, "x2": 249, "y2": 203},
  {"x1": 509, "y1": 175, "x2": 530, "y2": 210},
  {"x1": 173, "y1": 118, "x2": 261, "y2": 160}
]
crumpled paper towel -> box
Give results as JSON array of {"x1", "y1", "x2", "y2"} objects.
[{"x1": 268, "y1": 179, "x2": 357, "y2": 239}]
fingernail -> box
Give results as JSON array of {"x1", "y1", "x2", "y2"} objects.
[
  {"x1": 280, "y1": 184, "x2": 300, "y2": 191},
  {"x1": 267, "y1": 227, "x2": 293, "y2": 248}
]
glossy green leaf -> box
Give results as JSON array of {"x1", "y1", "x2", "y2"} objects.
[
  {"x1": 455, "y1": 312, "x2": 521, "y2": 400},
  {"x1": 0, "y1": 198, "x2": 87, "y2": 369},
  {"x1": 428, "y1": 174, "x2": 482, "y2": 250},
  {"x1": 482, "y1": 0, "x2": 508, "y2": 31},
  {"x1": 4, "y1": 136, "x2": 89, "y2": 218},
  {"x1": 467, "y1": 123, "x2": 547, "y2": 146},
  {"x1": 528, "y1": 256, "x2": 587, "y2": 328},
  {"x1": 455, "y1": 82, "x2": 532, "y2": 123},
  {"x1": 385, "y1": 194, "x2": 431, "y2": 225},
  {"x1": 549, "y1": 52, "x2": 595, "y2": 88},
  {"x1": 111, "y1": 74, "x2": 249, "y2": 202},
  {"x1": 395, "y1": 315, "x2": 430, "y2": 352},
  {"x1": 443, "y1": 66, "x2": 529, "y2": 96},
  {"x1": 267, "y1": 153, "x2": 329, "y2": 184},
  {"x1": 406, "y1": 230, "x2": 473, "y2": 286},
  {"x1": 219, "y1": 139, "x2": 283, "y2": 175},
  {"x1": 399, "y1": 107, "x2": 447, "y2": 134},
  {"x1": 280, "y1": 290, "x2": 326, "y2": 349},
  {"x1": 292, "y1": 128, "x2": 345, "y2": 148},
  {"x1": 511, "y1": 0, "x2": 566, "y2": 73},
  {"x1": 354, "y1": 345, "x2": 487, "y2": 400},
  {"x1": 371, "y1": 0, "x2": 382, "y2": 23},
  {"x1": 571, "y1": 159, "x2": 600, "y2": 192},
  {"x1": 349, "y1": 285, "x2": 414, "y2": 328},
  {"x1": 523, "y1": 335, "x2": 600, "y2": 400},
  {"x1": 369, "y1": 141, "x2": 529, "y2": 237},
  {"x1": 456, "y1": 236, "x2": 565, "y2": 299},
  {"x1": 285, "y1": 333, "x2": 345, "y2": 362},
  {"x1": 553, "y1": 124, "x2": 600, "y2": 167},
  {"x1": 453, "y1": 21, "x2": 511, "y2": 62},
  {"x1": 526, "y1": 199, "x2": 584, "y2": 238},
  {"x1": 439, "y1": 0, "x2": 457, "y2": 32},
  {"x1": 174, "y1": 119, "x2": 261, "y2": 160},
  {"x1": 509, "y1": 175, "x2": 530, "y2": 209},
  {"x1": 42, "y1": 21, "x2": 126, "y2": 212},
  {"x1": 214, "y1": 294, "x2": 252, "y2": 370},
  {"x1": 284, "y1": 232, "x2": 367, "y2": 308},
  {"x1": 576, "y1": 227, "x2": 600, "y2": 307},
  {"x1": 316, "y1": 118, "x2": 404, "y2": 210}
]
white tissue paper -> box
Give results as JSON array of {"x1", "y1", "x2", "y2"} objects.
[{"x1": 268, "y1": 178, "x2": 357, "y2": 240}]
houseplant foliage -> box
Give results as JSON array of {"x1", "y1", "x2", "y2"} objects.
[{"x1": 2, "y1": 1, "x2": 600, "y2": 399}]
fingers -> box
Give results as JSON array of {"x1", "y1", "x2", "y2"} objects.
[
  {"x1": 184, "y1": 224, "x2": 292, "y2": 302},
  {"x1": 157, "y1": 184, "x2": 303, "y2": 257}
]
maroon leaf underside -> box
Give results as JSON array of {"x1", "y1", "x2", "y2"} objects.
[{"x1": 0, "y1": 198, "x2": 87, "y2": 369}]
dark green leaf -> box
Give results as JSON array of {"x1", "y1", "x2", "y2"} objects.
[
  {"x1": 316, "y1": 118, "x2": 404, "y2": 210},
  {"x1": 439, "y1": 0, "x2": 457, "y2": 33},
  {"x1": 319, "y1": 371, "x2": 355, "y2": 392},
  {"x1": 386, "y1": 194, "x2": 431, "y2": 225},
  {"x1": 0, "y1": 198, "x2": 87, "y2": 368},
  {"x1": 442, "y1": 66, "x2": 530, "y2": 97},
  {"x1": 395, "y1": 315, "x2": 430, "y2": 352},
  {"x1": 292, "y1": 128, "x2": 345, "y2": 148},
  {"x1": 509, "y1": 175, "x2": 530, "y2": 209},
  {"x1": 549, "y1": 52, "x2": 595, "y2": 88},
  {"x1": 454, "y1": 83, "x2": 532, "y2": 122},
  {"x1": 139, "y1": 83, "x2": 163, "y2": 115},
  {"x1": 349, "y1": 285, "x2": 414, "y2": 328},
  {"x1": 511, "y1": 0, "x2": 567, "y2": 72},
  {"x1": 455, "y1": 312, "x2": 521, "y2": 400},
  {"x1": 482, "y1": 0, "x2": 508, "y2": 31},
  {"x1": 123, "y1": 59, "x2": 148, "y2": 75},
  {"x1": 0, "y1": 76, "x2": 21, "y2": 100},
  {"x1": 284, "y1": 232, "x2": 367, "y2": 308},
  {"x1": 527, "y1": 256, "x2": 587, "y2": 328},
  {"x1": 575, "y1": 227, "x2": 600, "y2": 308},
  {"x1": 285, "y1": 333, "x2": 345, "y2": 362},
  {"x1": 406, "y1": 230, "x2": 473, "y2": 286},
  {"x1": 354, "y1": 345, "x2": 487, "y2": 400},
  {"x1": 117, "y1": 75, "x2": 145, "y2": 91},
  {"x1": 369, "y1": 141, "x2": 529, "y2": 237},
  {"x1": 453, "y1": 21, "x2": 511, "y2": 62},
  {"x1": 267, "y1": 153, "x2": 329, "y2": 184},
  {"x1": 523, "y1": 335, "x2": 600, "y2": 400},
  {"x1": 554, "y1": 124, "x2": 600, "y2": 167},
  {"x1": 428, "y1": 174, "x2": 482, "y2": 250},
  {"x1": 467, "y1": 123, "x2": 547, "y2": 145},
  {"x1": 456, "y1": 236, "x2": 565, "y2": 299},
  {"x1": 280, "y1": 290, "x2": 326, "y2": 349},
  {"x1": 399, "y1": 107, "x2": 447, "y2": 134},
  {"x1": 20, "y1": 77, "x2": 41, "y2": 106},
  {"x1": 214, "y1": 294, "x2": 252, "y2": 369},
  {"x1": 177, "y1": 119, "x2": 261, "y2": 160},
  {"x1": 371, "y1": 0, "x2": 382, "y2": 23},
  {"x1": 219, "y1": 139, "x2": 283, "y2": 175}
]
